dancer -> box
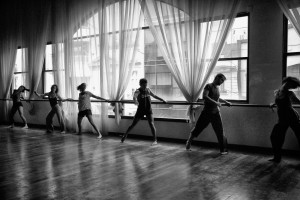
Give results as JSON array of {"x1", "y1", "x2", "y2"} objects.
[
  {"x1": 9, "y1": 86, "x2": 30, "y2": 128},
  {"x1": 34, "y1": 85, "x2": 68, "y2": 133},
  {"x1": 269, "y1": 77, "x2": 300, "y2": 163},
  {"x1": 186, "y1": 73, "x2": 231, "y2": 154},
  {"x1": 77, "y1": 83, "x2": 108, "y2": 138},
  {"x1": 121, "y1": 78, "x2": 166, "y2": 145}
]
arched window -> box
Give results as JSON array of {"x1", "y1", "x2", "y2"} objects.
[{"x1": 43, "y1": 1, "x2": 249, "y2": 119}]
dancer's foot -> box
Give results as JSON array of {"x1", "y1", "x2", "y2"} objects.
[
  {"x1": 186, "y1": 139, "x2": 192, "y2": 151},
  {"x1": 220, "y1": 151, "x2": 228, "y2": 155},
  {"x1": 97, "y1": 134, "x2": 102, "y2": 139},
  {"x1": 22, "y1": 124, "x2": 28, "y2": 129},
  {"x1": 121, "y1": 134, "x2": 127, "y2": 143},
  {"x1": 60, "y1": 131, "x2": 66, "y2": 134},
  {"x1": 151, "y1": 141, "x2": 158, "y2": 146}
]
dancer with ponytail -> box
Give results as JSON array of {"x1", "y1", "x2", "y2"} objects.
[{"x1": 76, "y1": 83, "x2": 108, "y2": 138}]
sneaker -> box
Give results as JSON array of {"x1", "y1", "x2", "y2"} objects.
[
  {"x1": 220, "y1": 151, "x2": 228, "y2": 155},
  {"x1": 60, "y1": 131, "x2": 66, "y2": 134},
  {"x1": 22, "y1": 125, "x2": 28, "y2": 129},
  {"x1": 97, "y1": 134, "x2": 102, "y2": 139},
  {"x1": 151, "y1": 141, "x2": 158, "y2": 146},
  {"x1": 186, "y1": 140, "x2": 192, "y2": 151}
]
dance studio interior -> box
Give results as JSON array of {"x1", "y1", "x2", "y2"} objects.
[{"x1": 0, "y1": 0, "x2": 300, "y2": 199}]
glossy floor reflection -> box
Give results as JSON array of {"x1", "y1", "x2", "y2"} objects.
[{"x1": 0, "y1": 126, "x2": 300, "y2": 200}]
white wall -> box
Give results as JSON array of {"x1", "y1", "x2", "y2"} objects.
[{"x1": 9, "y1": 0, "x2": 300, "y2": 151}]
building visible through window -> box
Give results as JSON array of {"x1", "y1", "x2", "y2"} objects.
[{"x1": 286, "y1": 20, "x2": 300, "y2": 98}]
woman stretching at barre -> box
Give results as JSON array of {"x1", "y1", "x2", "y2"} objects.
[
  {"x1": 76, "y1": 83, "x2": 108, "y2": 138},
  {"x1": 9, "y1": 85, "x2": 30, "y2": 129},
  {"x1": 34, "y1": 85, "x2": 69, "y2": 134},
  {"x1": 269, "y1": 77, "x2": 300, "y2": 163},
  {"x1": 121, "y1": 78, "x2": 166, "y2": 145}
]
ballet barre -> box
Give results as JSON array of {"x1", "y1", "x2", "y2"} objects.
[{"x1": 0, "y1": 98, "x2": 299, "y2": 108}]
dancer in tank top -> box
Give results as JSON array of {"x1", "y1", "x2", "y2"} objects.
[
  {"x1": 77, "y1": 83, "x2": 108, "y2": 138},
  {"x1": 34, "y1": 84, "x2": 69, "y2": 133},
  {"x1": 269, "y1": 77, "x2": 300, "y2": 163},
  {"x1": 121, "y1": 78, "x2": 166, "y2": 145},
  {"x1": 9, "y1": 85, "x2": 30, "y2": 129}
]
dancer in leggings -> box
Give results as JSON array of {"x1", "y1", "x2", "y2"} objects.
[
  {"x1": 121, "y1": 78, "x2": 166, "y2": 145},
  {"x1": 186, "y1": 73, "x2": 231, "y2": 154},
  {"x1": 9, "y1": 85, "x2": 30, "y2": 128},
  {"x1": 34, "y1": 85, "x2": 68, "y2": 133},
  {"x1": 269, "y1": 77, "x2": 300, "y2": 163},
  {"x1": 77, "y1": 83, "x2": 108, "y2": 138}
]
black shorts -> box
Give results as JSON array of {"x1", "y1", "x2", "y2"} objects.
[
  {"x1": 135, "y1": 108, "x2": 153, "y2": 119},
  {"x1": 13, "y1": 102, "x2": 23, "y2": 108},
  {"x1": 78, "y1": 109, "x2": 92, "y2": 118}
]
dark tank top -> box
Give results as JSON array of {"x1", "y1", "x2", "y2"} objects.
[
  {"x1": 49, "y1": 94, "x2": 58, "y2": 107},
  {"x1": 137, "y1": 88, "x2": 151, "y2": 111},
  {"x1": 203, "y1": 83, "x2": 220, "y2": 113},
  {"x1": 275, "y1": 90, "x2": 293, "y2": 111},
  {"x1": 275, "y1": 90, "x2": 299, "y2": 122},
  {"x1": 12, "y1": 90, "x2": 22, "y2": 103}
]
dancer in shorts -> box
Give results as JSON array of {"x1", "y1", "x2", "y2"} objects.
[
  {"x1": 121, "y1": 78, "x2": 166, "y2": 145},
  {"x1": 77, "y1": 83, "x2": 108, "y2": 138},
  {"x1": 9, "y1": 85, "x2": 30, "y2": 128}
]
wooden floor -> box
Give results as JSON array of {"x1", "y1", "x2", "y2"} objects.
[{"x1": 0, "y1": 126, "x2": 300, "y2": 200}]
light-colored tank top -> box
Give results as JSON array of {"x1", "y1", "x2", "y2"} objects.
[{"x1": 78, "y1": 91, "x2": 92, "y2": 112}]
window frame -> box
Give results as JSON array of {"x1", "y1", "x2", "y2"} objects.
[
  {"x1": 12, "y1": 47, "x2": 28, "y2": 94},
  {"x1": 117, "y1": 12, "x2": 250, "y2": 120},
  {"x1": 45, "y1": 11, "x2": 250, "y2": 121},
  {"x1": 209, "y1": 12, "x2": 250, "y2": 103},
  {"x1": 283, "y1": 16, "x2": 300, "y2": 76},
  {"x1": 283, "y1": 15, "x2": 300, "y2": 105},
  {"x1": 43, "y1": 43, "x2": 65, "y2": 93}
]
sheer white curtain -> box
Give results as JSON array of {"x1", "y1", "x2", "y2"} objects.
[
  {"x1": 0, "y1": 35, "x2": 18, "y2": 122},
  {"x1": 141, "y1": 0, "x2": 240, "y2": 122},
  {"x1": 277, "y1": 0, "x2": 300, "y2": 36},
  {"x1": 0, "y1": 42, "x2": 17, "y2": 122},
  {"x1": 49, "y1": 0, "x2": 143, "y2": 132},
  {"x1": 0, "y1": 2, "x2": 19, "y2": 122},
  {"x1": 99, "y1": 0, "x2": 143, "y2": 125},
  {"x1": 50, "y1": 0, "x2": 107, "y2": 133},
  {"x1": 19, "y1": 0, "x2": 52, "y2": 97}
]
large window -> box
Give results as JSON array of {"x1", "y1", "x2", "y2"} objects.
[
  {"x1": 286, "y1": 20, "x2": 300, "y2": 98},
  {"x1": 13, "y1": 48, "x2": 28, "y2": 94},
  {"x1": 208, "y1": 15, "x2": 248, "y2": 101},
  {"x1": 44, "y1": 6, "x2": 249, "y2": 119},
  {"x1": 43, "y1": 44, "x2": 66, "y2": 94},
  {"x1": 123, "y1": 14, "x2": 249, "y2": 118}
]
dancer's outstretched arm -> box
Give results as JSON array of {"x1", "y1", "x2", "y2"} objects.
[
  {"x1": 149, "y1": 89, "x2": 166, "y2": 103},
  {"x1": 89, "y1": 92, "x2": 108, "y2": 101}
]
